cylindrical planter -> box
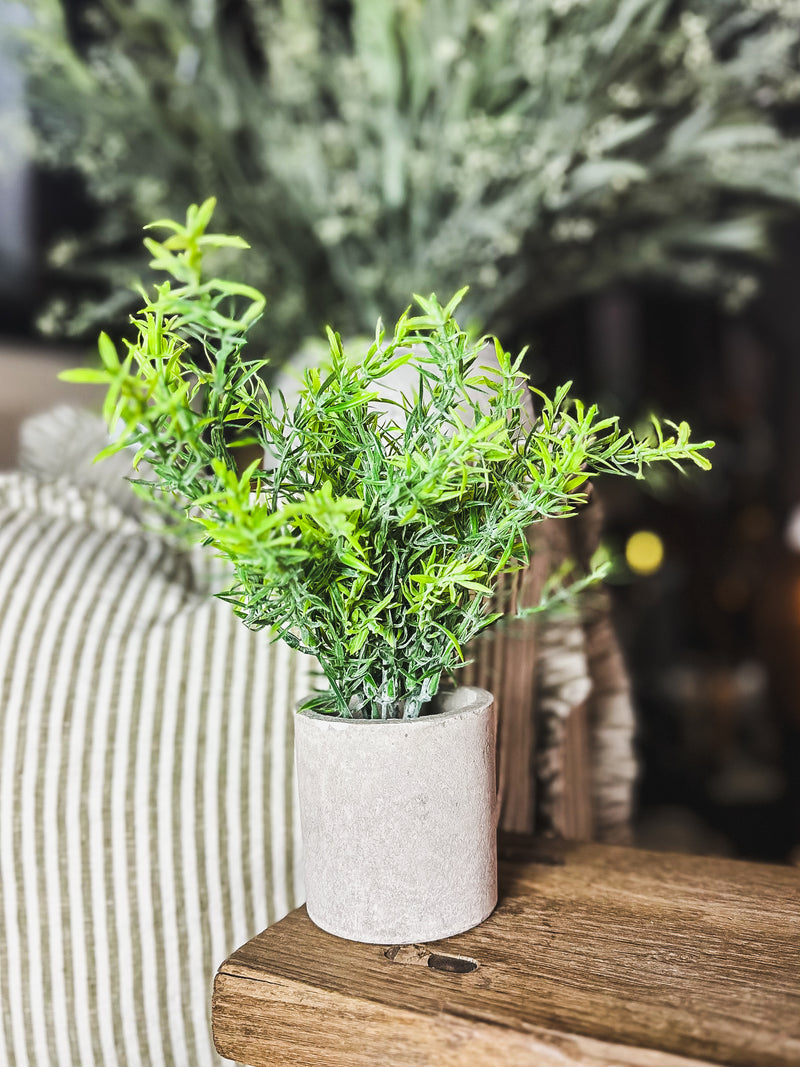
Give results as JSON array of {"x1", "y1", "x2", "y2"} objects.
[{"x1": 295, "y1": 686, "x2": 497, "y2": 944}]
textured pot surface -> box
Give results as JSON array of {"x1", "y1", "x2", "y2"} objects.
[{"x1": 295, "y1": 687, "x2": 497, "y2": 944}]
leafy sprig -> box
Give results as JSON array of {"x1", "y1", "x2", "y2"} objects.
[{"x1": 63, "y1": 200, "x2": 714, "y2": 719}]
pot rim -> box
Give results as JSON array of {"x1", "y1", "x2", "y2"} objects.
[{"x1": 296, "y1": 685, "x2": 493, "y2": 727}]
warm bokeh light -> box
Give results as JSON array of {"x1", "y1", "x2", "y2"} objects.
[{"x1": 625, "y1": 530, "x2": 665, "y2": 575}]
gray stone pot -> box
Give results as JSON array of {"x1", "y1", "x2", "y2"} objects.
[{"x1": 295, "y1": 686, "x2": 498, "y2": 944}]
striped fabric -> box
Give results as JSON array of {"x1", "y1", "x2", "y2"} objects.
[{"x1": 0, "y1": 472, "x2": 314, "y2": 1066}]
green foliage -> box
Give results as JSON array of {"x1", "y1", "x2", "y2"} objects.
[
  {"x1": 19, "y1": 0, "x2": 800, "y2": 351},
  {"x1": 63, "y1": 201, "x2": 714, "y2": 719}
]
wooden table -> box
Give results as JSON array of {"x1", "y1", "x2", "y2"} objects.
[{"x1": 212, "y1": 841, "x2": 800, "y2": 1067}]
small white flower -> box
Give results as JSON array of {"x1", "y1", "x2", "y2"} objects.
[{"x1": 433, "y1": 37, "x2": 462, "y2": 66}]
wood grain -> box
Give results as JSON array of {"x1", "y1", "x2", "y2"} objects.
[
  {"x1": 212, "y1": 842, "x2": 800, "y2": 1067},
  {"x1": 213, "y1": 969, "x2": 721, "y2": 1067}
]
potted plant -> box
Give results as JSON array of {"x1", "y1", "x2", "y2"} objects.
[{"x1": 64, "y1": 199, "x2": 713, "y2": 944}]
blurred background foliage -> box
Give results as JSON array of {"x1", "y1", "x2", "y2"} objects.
[{"x1": 14, "y1": 0, "x2": 800, "y2": 357}]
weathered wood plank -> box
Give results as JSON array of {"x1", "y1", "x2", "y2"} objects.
[
  {"x1": 213, "y1": 970, "x2": 720, "y2": 1067},
  {"x1": 213, "y1": 842, "x2": 800, "y2": 1067}
]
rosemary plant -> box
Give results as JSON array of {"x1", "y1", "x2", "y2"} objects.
[{"x1": 64, "y1": 201, "x2": 714, "y2": 719}]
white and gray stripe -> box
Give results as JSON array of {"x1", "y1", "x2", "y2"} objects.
[{"x1": 0, "y1": 473, "x2": 314, "y2": 1066}]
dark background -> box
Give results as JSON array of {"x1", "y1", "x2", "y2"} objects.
[{"x1": 531, "y1": 242, "x2": 800, "y2": 863}]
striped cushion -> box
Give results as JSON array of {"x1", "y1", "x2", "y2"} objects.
[{"x1": 0, "y1": 472, "x2": 314, "y2": 1066}]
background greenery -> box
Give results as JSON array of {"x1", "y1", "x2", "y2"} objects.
[{"x1": 17, "y1": 0, "x2": 800, "y2": 356}]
